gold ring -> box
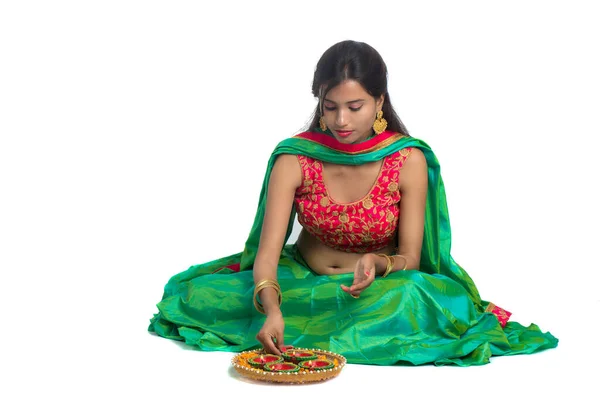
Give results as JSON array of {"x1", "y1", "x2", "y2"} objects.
[{"x1": 350, "y1": 293, "x2": 359, "y2": 299}]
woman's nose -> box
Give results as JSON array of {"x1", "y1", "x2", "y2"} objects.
[{"x1": 336, "y1": 110, "x2": 348, "y2": 127}]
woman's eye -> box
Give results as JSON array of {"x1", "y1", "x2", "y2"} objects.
[{"x1": 324, "y1": 106, "x2": 362, "y2": 112}]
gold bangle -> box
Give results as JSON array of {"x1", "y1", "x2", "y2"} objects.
[
  {"x1": 254, "y1": 283, "x2": 281, "y2": 314},
  {"x1": 254, "y1": 279, "x2": 281, "y2": 294},
  {"x1": 377, "y1": 254, "x2": 394, "y2": 278},
  {"x1": 254, "y1": 280, "x2": 281, "y2": 305},
  {"x1": 393, "y1": 255, "x2": 408, "y2": 271},
  {"x1": 253, "y1": 279, "x2": 282, "y2": 314}
]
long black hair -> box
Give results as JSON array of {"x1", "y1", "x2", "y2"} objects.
[{"x1": 305, "y1": 40, "x2": 410, "y2": 136}]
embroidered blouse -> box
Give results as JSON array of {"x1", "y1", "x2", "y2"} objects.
[{"x1": 294, "y1": 148, "x2": 414, "y2": 253}]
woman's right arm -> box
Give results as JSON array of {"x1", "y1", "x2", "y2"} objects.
[{"x1": 253, "y1": 153, "x2": 302, "y2": 352}]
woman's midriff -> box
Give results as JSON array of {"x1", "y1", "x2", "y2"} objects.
[{"x1": 295, "y1": 228, "x2": 396, "y2": 275}]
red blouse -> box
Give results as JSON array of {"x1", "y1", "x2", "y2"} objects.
[{"x1": 294, "y1": 148, "x2": 414, "y2": 253}]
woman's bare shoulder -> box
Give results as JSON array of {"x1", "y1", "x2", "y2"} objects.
[
  {"x1": 271, "y1": 153, "x2": 303, "y2": 188},
  {"x1": 404, "y1": 147, "x2": 426, "y2": 167},
  {"x1": 399, "y1": 147, "x2": 428, "y2": 188}
]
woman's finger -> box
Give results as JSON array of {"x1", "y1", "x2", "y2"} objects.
[
  {"x1": 350, "y1": 276, "x2": 373, "y2": 292},
  {"x1": 275, "y1": 331, "x2": 285, "y2": 352},
  {"x1": 340, "y1": 284, "x2": 351, "y2": 292},
  {"x1": 266, "y1": 336, "x2": 281, "y2": 355},
  {"x1": 259, "y1": 332, "x2": 281, "y2": 355}
]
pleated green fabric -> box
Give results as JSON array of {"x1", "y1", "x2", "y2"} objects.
[{"x1": 149, "y1": 132, "x2": 558, "y2": 366}]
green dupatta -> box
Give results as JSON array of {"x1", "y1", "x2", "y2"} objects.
[
  {"x1": 149, "y1": 131, "x2": 558, "y2": 366},
  {"x1": 240, "y1": 131, "x2": 482, "y2": 306}
]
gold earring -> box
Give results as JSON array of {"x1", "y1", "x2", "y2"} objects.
[
  {"x1": 373, "y1": 110, "x2": 388, "y2": 135},
  {"x1": 319, "y1": 116, "x2": 327, "y2": 131}
]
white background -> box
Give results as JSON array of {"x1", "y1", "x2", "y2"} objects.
[{"x1": 1, "y1": 1, "x2": 599, "y2": 399}]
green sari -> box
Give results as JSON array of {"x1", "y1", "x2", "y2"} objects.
[{"x1": 148, "y1": 131, "x2": 558, "y2": 366}]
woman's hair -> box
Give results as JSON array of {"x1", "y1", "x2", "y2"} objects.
[{"x1": 305, "y1": 40, "x2": 410, "y2": 136}]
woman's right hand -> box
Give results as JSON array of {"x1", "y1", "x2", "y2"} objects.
[{"x1": 256, "y1": 310, "x2": 285, "y2": 355}]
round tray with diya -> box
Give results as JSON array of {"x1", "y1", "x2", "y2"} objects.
[{"x1": 231, "y1": 347, "x2": 346, "y2": 384}]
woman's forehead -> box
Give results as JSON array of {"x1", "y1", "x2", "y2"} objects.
[{"x1": 324, "y1": 80, "x2": 370, "y2": 103}]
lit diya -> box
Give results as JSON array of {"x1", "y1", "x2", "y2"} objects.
[
  {"x1": 264, "y1": 362, "x2": 300, "y2": 373},
  {"x1": 282, "y1": 349, "x2": 317, "y2": 362},
  {"x1": 298, "y1": 359, "x2": 335, "y2": 371},
  {"x1": 247, "y1": 354, "x2": 283, "y2": 369}
]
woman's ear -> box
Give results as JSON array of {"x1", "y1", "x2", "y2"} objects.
[{"x1": 376, "y1": 94, "x2": 385, "y2": 111}]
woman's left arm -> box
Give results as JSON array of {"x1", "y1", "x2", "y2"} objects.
[
  {"x1": 341, "y1": 148, "x2": 429, "y2": 297},
  {"x1": 387, "y1": 147, "x2": 429, "y2": 272}
]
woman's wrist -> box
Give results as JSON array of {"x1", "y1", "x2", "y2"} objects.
[
  {"x1": 266, "y1": 307, "x2": 283, "y2": 317},
  {"x1": 254, "y1": 279, "x2": 282, "y2": 314},
  {"x1": 368, "y1": 253, "x2": 389, "y2": 276},
  {"x1": 371, "y1": 253, "x2": 412, "y2": 276},
  {"x1": 262, "y1": 287, "x2": 282, "y2": 315}
]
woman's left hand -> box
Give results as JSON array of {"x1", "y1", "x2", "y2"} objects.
[{"x1": 340, "y1": 253, "x2": 377, "y2": 298}]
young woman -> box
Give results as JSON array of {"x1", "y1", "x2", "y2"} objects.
[{"x1": 149, "y1": 40, "x2": 557, "y2": 366}]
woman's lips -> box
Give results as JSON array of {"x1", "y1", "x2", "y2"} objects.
[{"x1": 336, "y1": 130, "x2": 353, "y2": 138}]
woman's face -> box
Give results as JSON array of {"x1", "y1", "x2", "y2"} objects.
[{"x1": 321, "y1": 79, "x2": 384, "y2": 144}]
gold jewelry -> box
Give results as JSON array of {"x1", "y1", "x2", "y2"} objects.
[
  {"x1": 350, "y1": 293, "x2": 359, "y2": 299},
  {"x1": 393, "y1": 255, "x2": 408, "y2": 271},
  {"x1": 319, "y1": 116, "x2": 327, "y2": 131},
  {"x1": 373, "y1": 110, "x2": 388, "y2": 134},
  {"x1": 377, "y1": 253, "x2": 394, "y2": 278},
  {"x1": 253, "y1": 279, "x2": 282, "y2": 314}
]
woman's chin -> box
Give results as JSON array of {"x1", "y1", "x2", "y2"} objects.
[
  {"x1": 334, "y1": 133, "x2": 369, "y2": 144},
  {"x1": 334, "y1": 136, "x2": 354, "y2": 144}
]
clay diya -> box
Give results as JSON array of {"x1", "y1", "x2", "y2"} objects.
[
  {"x1": 247, "y1": 354, "x2": 283, "y2": 369},
  {"x1": 264, "y1": 362, "x2": 300, "y2": 373},
  {"x1": 299, "y1": 359, "x2": 335, "y2": 371},
  {"x1": 282, "y1": 349, "x2": 318, "y2": 363}
]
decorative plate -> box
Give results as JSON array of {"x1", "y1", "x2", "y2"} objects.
[{"x1": 231, "y1": 348, "x2": 346, "y2": 384}]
